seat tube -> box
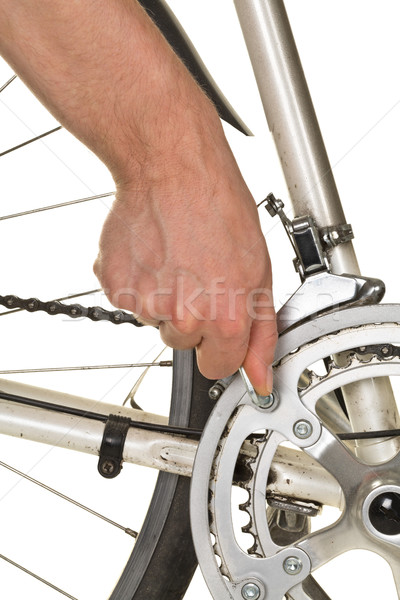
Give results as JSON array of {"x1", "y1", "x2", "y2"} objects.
[
  {"x1": 234, "y1": 0, "x2": 359, "y2": 274},
  {"x1": 234, "y1": 0, "x2": 400, "y2": 462}
]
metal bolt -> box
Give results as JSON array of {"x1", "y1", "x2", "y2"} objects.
[
  {"x1": 241, "y1": 582, "x2": 261, "y2": 600},
  {"x1": 209, "y1": 383, "x2": 224, "y2": 401},
  {"x1": 100, "y1": 460, "x2": 115, "y2": 475},
  {"x1": 283, "y1": 556, "x2": 303, "y2": 575},
  {"x1": 293, "y1": 420, "x2": 313, "y2": 439},
  {"x1": 253, "y1": 392, "x2": 276, "y2": 410}
]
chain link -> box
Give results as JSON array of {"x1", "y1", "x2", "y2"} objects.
[{"x1": 0, "y1": 293, "x2": 143, "y2": 327}]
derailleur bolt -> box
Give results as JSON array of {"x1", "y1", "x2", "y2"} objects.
[
  {"x1": 241, "y1": 582, "x2": 261, "y2": 600},
  {"x1": 253, "y1": 391, "x2": 276, "y2": 410},
  {"x1": 293, "y1": 420, "x2": 313, "y2": 439},
  {"x1": 283, "y1": 556, "x2": 303, "y2": 575}
]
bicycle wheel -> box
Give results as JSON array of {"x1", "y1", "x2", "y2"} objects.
[
  {"x1": 111, "y1": 350, "x2": 214, "y2": 599},
  {"x1": 0, "y1": 62, "x2": 216, "y2": 599}
]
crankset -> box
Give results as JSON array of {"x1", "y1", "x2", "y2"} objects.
[{"x1": 191, "y1": 304, "x2": 400, "y2": 599}]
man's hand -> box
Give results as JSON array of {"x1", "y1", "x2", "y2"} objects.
[
  {"x1": 0, "y1": 0, "x2": 277, "y2": 394},
  {"x1": 94, "y1": 131, "x2": 277, "y2": 395}
]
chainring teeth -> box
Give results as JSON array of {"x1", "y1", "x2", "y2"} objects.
[
  {"x1": 239, "y1": 435, "x2": 268, "y2": 556},
  {"x1": 302, "y1": 347, "x2": 400, "y2": 395},
  {"x1": 192, "y1": 310, "x2": 400, "y2": 599}
]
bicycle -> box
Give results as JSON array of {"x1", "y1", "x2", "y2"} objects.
[{"x1": 1, "y1": 0, "x2": 400, "y2": 598}]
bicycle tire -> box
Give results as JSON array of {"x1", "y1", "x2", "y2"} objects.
[{"x1": 110, "y1": 348, "x2": 214, "y2": 599}]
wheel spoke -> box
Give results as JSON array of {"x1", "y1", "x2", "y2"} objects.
[
  {"x1": 0, "y1": 125, "x2": 62, "y2": 157},
  {"x1": 0, "y1": 461, "x2": 137, "y2": 537},
  {"x1": 123, "y1": 347, "x2": 168, "y2": 406},
  {"x1": 0, "y1": 191, "x2": 115, "y2": 221},
  {"x1": 0, "y1": 553, "x2": 79, "y2": 599},
  {"x1": 0, "y1": 74, "x2": 17, "y2": 93},
  {"x1": 0, "y1": 360, "x2": 173, "y2": 374}
]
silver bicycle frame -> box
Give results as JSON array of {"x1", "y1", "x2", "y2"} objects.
[
  {"x1": 0, "y1": 0, "x2": 398, "y2": 497},
  {"x1": 234, "y1": 0, "x2": 356, "y2": 270},
  {"x1": 234, "y1": 0, "x2": 399, "y2": 463}
]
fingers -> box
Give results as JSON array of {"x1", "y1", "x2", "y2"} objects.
[
  {"x1": 242, "y1": 314, "x2": 278, "y2": 396},
  {"x1": 196, "y1": 328, "x2": 250, "y2": 381},
  {"x1": 159, "y1": 319, "x2": 203, "y2": 350}
]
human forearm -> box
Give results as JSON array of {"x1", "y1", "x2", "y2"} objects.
[
  {"x1": 0, "y1": 0, "x2": 220, "y2": 183},
  {"x1": 0, "y1": 0, "x2": 277, "y2": 394}
]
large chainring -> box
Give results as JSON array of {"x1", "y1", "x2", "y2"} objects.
[{"x1": 191, "y1": 305, "x2": 400, "y2": 600}]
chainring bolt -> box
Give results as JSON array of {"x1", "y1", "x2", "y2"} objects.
[
  {"x1": 293, "y1": 420, "x2": 313, "y2": 439},
  {"x1": 241, "y1": 582, "x2": 261, "y2": 600},
  {"x1": 283, "y1": 556, "x2": 303, "y2": 575},
  {"x1": 253, "y1": 392, "x2": 276, "y2": 409}
]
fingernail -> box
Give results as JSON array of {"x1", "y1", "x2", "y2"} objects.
[{"x1": 266, "y1": 365, "x2": 274, "y2": 395}]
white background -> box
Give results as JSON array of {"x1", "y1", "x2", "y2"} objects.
[{"x1": 0, "y1": 0, "x2": 400, "y2": 598}]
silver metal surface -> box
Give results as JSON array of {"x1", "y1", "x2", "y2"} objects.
[
  {"x1": 191, "y1": 305, "x2": 400, "y2": 599},
  {"x1": 341, "y1": 377, "x2": 400, "y2": 463},
  {"x1": 0, "y1": 377, "x2": 344, "y2": 500},
  {"x1": 0, "y1": 397, "x2": 197, "y2": 476},
  {"x1": 241, "y1": 582, "x2": 261, "y2": 599},
  {"x1": 263, "y1": 195, "x2": 329, "y2": 278},
  {"x1": 321, "y1": 223, "x2": 354, "y2": 248},
  {"x1": 233, "y1": 0, "x2": 365, "y2": 274},
  {"x1": 267, "y1": 446, "x2": 343, "y2": 508},
  {"x1": 283, "y1": 557, "x2": 303, "y2": 576},
  {"x1": 237, "y1": 0, "x2": 398, "y2": 473},
  {"x1": 0, "y1": 460, "x2": 137, "y2": 537},
  {"x1": 277, "y1": 271, "x2": 385, "y2": 333},
  {"x1": 293, "y1": 420, "x2": 313, "y2": 440},
  {"x1": 234, "y1": 0, "x2": 344, "y2": 228},
  {"x1": 0, "y1": 360, "x2": 172, "y2": 374},
  {"x1": 0, "y1": 377, "x2": 168, "y2": 423},
  {"x1": 253, "y1": 391, "x2": 276, "y2": 409},
  {"x1": 0, "y1": 192, "x2": 114, "y2": 221}
]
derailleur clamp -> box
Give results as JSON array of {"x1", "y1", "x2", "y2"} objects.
[{"x1": 264, "y1": 193, "x2": 354, "y2": 279}]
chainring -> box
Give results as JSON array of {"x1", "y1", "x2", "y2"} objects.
[{"x1": 191, "y1": 304, "x2": 400, "y2": 600}]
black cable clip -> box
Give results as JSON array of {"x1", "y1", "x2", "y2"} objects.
[{"x1": 98, "y1": 414, "x2": 131, "y2": 478}]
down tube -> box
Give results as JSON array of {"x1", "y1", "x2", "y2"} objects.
[{"x1": 234, "y1": 0, "x2": 400, "y2": 462}]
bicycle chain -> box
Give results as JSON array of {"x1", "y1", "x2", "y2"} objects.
[{"x1": 0, "y1": 293, "x2": 143, "y2": 327}]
